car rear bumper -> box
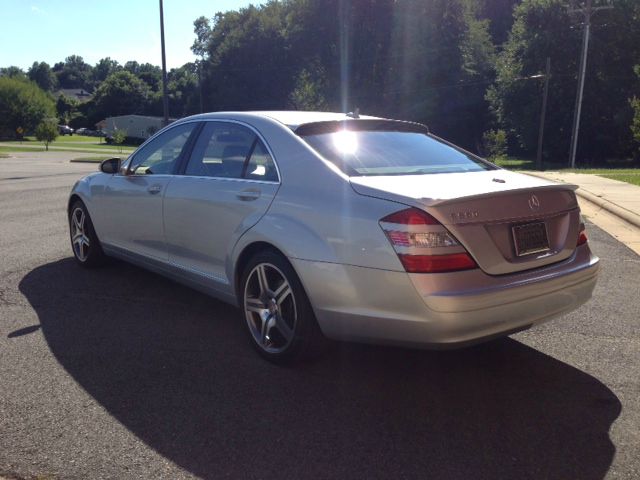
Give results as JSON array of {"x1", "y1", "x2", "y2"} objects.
[{"x1": 291, "y1": 245, "x2": 599, "y2": 347}]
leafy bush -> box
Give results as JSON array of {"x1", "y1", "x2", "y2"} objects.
[
  {"x1": 112, "y1": 129, "x2": 127, "y2": 152},
  {"x1": 482, "y1": 129, "x2": 507, "y2": 160},
  {"x1": 0, "y1": 77, "x2": 55, "y2": 139},
  {"x1": 35, "y1": 119, "x2": 59, "y2": 150}
]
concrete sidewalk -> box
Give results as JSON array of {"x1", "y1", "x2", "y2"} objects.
[{"x1": 528, "y1": 171, "x2": 640, "y2": 255}]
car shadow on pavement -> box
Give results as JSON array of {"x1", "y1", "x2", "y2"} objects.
[{"x1": 19, "y1": 258, "x2": 620, "y2": 480}]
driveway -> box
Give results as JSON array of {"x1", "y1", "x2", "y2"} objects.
[{"x1": 1, "y1": 153, "x2": 639, "y2": 479}]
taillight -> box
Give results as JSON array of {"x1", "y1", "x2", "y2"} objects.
[
  {"x1": 577, "y1": 221, "x2": 588, "y2": 246},
  {"x1": 380, "y1": 208, "x2": 478, "y2": 273}
]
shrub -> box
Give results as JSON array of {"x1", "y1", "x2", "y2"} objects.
[
  {"x1": 482, "y1": 129, "x2": 508, "y2": 160},
  {"x1": 112, "y1": 129, "x2": 127, "y2": 153},
  {"x1": 35, "y1": 119, "x2": 59, "y2": 150}
]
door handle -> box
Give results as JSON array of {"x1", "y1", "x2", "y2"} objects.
[
  {"x1": 147, "y1": 185, "x2": 162, "y2": 195},
  {"x1": 237, "y1": 188, "x2": 261, "y2": 201}
]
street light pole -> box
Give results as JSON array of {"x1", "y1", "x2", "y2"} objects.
[
  {"x1": 568, "y1": 0, "x2": 612, "y2": 168},
  {"x1": 159, "y1": 0, "x2": 169, "y2": 127}
]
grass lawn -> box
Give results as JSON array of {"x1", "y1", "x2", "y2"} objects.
[
  {"x1": 69, "y1": 156, "x2": 114, "y2": 163},
  {"x1": 596, "y1": 172, "x2": 640, "y2": 186},
  {"x1": 0, "y1": 144, "x2": 46, "y2": 153},
  {"x1": 493, "y1": 157, "x2": 640, "y2": 187},
  {"x1": 2, "y1": 135, "x2": 136, "y2": 153},
  {"x1": 0, "y1": 139, "x2": 135, "y2": 155}
]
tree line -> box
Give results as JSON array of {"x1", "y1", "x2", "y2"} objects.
[
  {"x1": 1, "y1": 0, "x2": 639, "y2": 164},
  {"x1": 0, "y1": 56, "x2": 199, "y2": 140}
]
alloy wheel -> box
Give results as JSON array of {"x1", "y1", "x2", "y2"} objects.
[
  {"x1": 71, "y1": 207, "x2": 91, "y2": 262},
  {"x1": 244, "y1": 263, "x2": 297, "y2": 354}
]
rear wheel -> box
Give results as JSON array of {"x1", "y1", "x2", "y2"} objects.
[
  {"x1": 69, "y1": 200, "x2": 106, "y2": 267},
  {"x1": 241, "y1": 250, "x2": 324, "y2": 364}
]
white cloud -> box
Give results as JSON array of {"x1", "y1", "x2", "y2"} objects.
[{"x1": 31, "y1": 5, "x2": 47, "y2": 15}]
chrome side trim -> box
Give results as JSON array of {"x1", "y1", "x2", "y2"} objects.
[{"x1": 103, "y1": 242, "x2": 229, "y2": 284}]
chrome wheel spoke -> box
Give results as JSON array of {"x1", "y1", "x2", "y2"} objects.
[
  {"x1": 256, "y1": 264, "x2": 269, "y2": 296},
  {"x1": 246, "y1": 297, "x2": 265, "y2": 314},
  {"x1": 274, "y1": 313, "x2": 294, "y2": 342},
  {"x1": 73, "y1": 212, "x2": 82, "y2": 231},
  {"x1": 274, "y1": 282, "x2": 292, "y2": 307},
  {"x1": 261, "y1": 314, "x2": 275, "y2": 346}
]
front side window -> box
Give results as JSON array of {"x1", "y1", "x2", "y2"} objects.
[
  {"x1": 298, "y1": 120, "x2": 495, "y2": 176},
  {"x1": 185, "y1": 122, "x2": 278, "y2": 181},
  {"x1": 128, "y1": 123, "x2": 197, "y2": 175}
]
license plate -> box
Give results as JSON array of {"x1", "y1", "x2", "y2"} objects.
[{"x1": 512, "y1": 222, "x2": 550, "y2": 256}]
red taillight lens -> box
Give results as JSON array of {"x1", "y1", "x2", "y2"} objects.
[
  {"x1": 577, "y1": 223, "x2": 588, "y2": 246},
  {"x1": 380, "y1": 207, "x2": 478, "y2": 274},
  {"x1": 398, "y1": 253, "x2": 477, "y2": 273},
  {"x1": 381, "y1": 208, "x2": 439, "y2": 225}
]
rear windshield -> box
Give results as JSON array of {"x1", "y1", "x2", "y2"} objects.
[{"x1": 298, "y1": 122, "x2": 494, "y2": 176}]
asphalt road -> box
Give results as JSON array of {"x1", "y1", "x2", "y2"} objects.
[{"x1": 1, "y1": 152, "x2": 639, "y2": 480}]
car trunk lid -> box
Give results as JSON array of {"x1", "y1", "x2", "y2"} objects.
[{"x1": 351, "y1": 170, "x2": 581, "y2": 275}]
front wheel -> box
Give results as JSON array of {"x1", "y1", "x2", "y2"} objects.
[
  {"x1": 241, "y1": 250, "x2": 324, "y2": 364},
  {"x1": 69, "y1": 200, "x2": 106, "y2": 267}
]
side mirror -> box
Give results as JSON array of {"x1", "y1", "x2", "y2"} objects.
[{"x1": 100, "y1": 157, "x2": 121, "y2": 174}]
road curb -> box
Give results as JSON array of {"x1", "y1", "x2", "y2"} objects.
[
  {"x1": 574, "y1": 188, "x2": 640, "y2": 229},
  {"x1": 526, "y1": 172, "x2": 640, "y2": 229}
]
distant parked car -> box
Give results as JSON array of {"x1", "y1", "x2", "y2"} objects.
[
  {"x1": 67, "y1": 111, "x2": 600, "y2": 363},
  {"x1": 75, "y1": 128, "x2": 89, "y2": 135},
  {"x1": 58, "y1": 125, "x2": 74, "y2": 136}
]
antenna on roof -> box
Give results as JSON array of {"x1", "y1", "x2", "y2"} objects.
[{"x1": 346, "y1": 108, "x2": 360, "y2": 119}]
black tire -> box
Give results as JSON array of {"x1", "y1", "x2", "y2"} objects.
[
  {"x1": 69, "y1": 200, "x2": 107, "y2": 268},
  {"x1": 240, "y1": 250, "x2": 325, "y2": 364}
]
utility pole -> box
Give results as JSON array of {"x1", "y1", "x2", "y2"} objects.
[
  {"x1": 198, "y1": 60, "x2": 204, "y2": 114},
  {"x1": 159, "y1": 0, "x2": 169, "y2": 127},
  {"x1": 536, "y1": 57, "x2": 551, "y2": 170},
  {"x1": 568, "y1": 0, "x2": 612, "y2": 168}
]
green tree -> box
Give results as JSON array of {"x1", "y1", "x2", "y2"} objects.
[
  {"x1": 0, "y1": 66, "x2": 26, "y2": 79},
  {"x1": 54, "y1": 55, "x2": 93, "y2": 90},
  {"x1": 124, "y1": 61, "x2": 162, "y2": 91},
  {"x1": 192, "y1": 16, "x2": 212, "y2": 59},
  {"x1": 92, "y1": 71, "x2": 151, "y2": 118},
  {"x1": 28, "y1": 62, "x2": 58, "y2": 91},
  {"x1": 167, "y1": 63, "x2": 200, "y2": 117},
  {"x1": 112, "y1": 129, "x2": 127, "y2": 153},
  {"x1": 0, "y1": 77, "x2": 55, "y2": 138},
  {"x1": 631, "y1": 65, "x2": 640, "y2": 157},
  {"x1": 488, "y1": 0, "x2": 640, "y2": 163},
  {"x1": 288, "y1": 65, "x2": 328, "y2": 111},
  {"x1": 56, "y1": 94, "x2": 80, "y2": 124},
  {"x1": 93, "y1": 57, "x2": 121, "y2": 84},
  {"x1": 483, "y1": 128, "x2": 508, "y2": 159},
  {"x1": 35, "y1": 119, "x2": 58, "y2": 150}
]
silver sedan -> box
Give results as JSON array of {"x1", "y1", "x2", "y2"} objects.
[{"x1": 68, "y1": 111, "x2": 599, "y2": 363}]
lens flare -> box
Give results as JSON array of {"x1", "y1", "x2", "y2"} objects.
[{"x1": 332, "y1": 130, "x2": 358, "y2": 155}]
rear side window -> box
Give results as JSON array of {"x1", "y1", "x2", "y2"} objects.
[
  {"x1": 185, "y1": 122, "x2": 278, "y2": 181},
  {"x1": 299, "y1": 122, "x2": 494, "y2": 176}
]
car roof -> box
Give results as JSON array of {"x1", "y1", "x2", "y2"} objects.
[{"x1": 189, "y1": 111, "x2": 382, "y2": 130}]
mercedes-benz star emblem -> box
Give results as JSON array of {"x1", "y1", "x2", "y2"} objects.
[{"x1": 528, "y1": 194, "x2": 540, "y2": 211}]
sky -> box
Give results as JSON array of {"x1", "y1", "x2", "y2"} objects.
[{"x1": 0, "y1": 0, "x2": 259, "y2": 70}]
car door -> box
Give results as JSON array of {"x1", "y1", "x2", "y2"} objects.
[
  {"x1": 95, "y1": 122, "x2": 200, "y2": 261},
  {"x1": 163, "y1": 121, "x2": 280, "y2": 292}
]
